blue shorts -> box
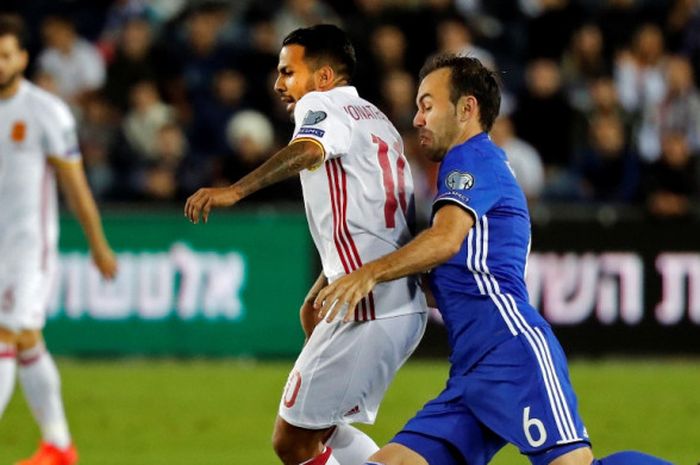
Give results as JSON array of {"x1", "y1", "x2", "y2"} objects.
[{"x1": 392, "y1": 326, "x2": 590, "y2": 465}]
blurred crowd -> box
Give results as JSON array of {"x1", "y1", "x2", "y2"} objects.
[{"x1": 3, "y1": 0, "x2": 700, "y2": 219}]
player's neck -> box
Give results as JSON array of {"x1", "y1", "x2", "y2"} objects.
[
  {"x1": 0, "y1": 76, "x2": 22, "y2": 100},
  {"x1": 448, "y1": 124, "x2": 485, "y2": 151}
]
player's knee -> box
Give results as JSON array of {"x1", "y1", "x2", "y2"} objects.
[
  {"x1": 272, "y1": 418, "x2": 330, "y2": 464},
  {"x1": 271, "y1": 419, "x2": 305, "y2": 463}
]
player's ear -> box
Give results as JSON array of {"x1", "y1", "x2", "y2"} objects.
[
  {"x1": 457, "y1": 95, "x2": 477, "y2": 123},
  {"x1": 315, "y1": 65, "x2": 335, "y2": 89}
]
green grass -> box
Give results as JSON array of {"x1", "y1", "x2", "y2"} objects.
[{"x1": 0, "y1": 359, "x2": 697, "y2": 464}]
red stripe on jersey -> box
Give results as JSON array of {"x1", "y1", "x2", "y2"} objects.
[
  {"x1": 330, "y1": 160, "x2": 359, "y2": 271},
  {"x1": 397, "y1": 156, "x2": 407, "y2": 215},
  {"x1": 0, "y1": 350, "x2": 16, "y2": 359},
  {"x1": 337, "y1": 160, "x2": 364, "y2": 269},
  {"x1": 368, "y1": 291, "x2": 376, "y2": 320},
  {"x1": 334, "y1": 159, "x2": 369, "y2": 321},
  {"x1": 325, "y1": 162, "x2": 351, "y2": 274}
]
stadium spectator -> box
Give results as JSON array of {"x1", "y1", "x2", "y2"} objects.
[
  {"x1": 136, "y1": 122, "x2": 189, "y2": 201},
  {"x1": 561, "y1": 23, "x2": 609, "y2": 111},
  {"x1": 103, "y1": 15, "x2": 160, "y2": 112},
  {"x1": 644, "y1": 131, "x2": 699, "y2": 219},
  {"x1": 575, "y1": 114, "x2": 640, "y2": 203},
  {"x1": 189, "y1": 67, "x2": 248, "y2": 156},
  {"x1": 167, "y1": 4, "x2": 236, "y2": 121},
  {"x1": 637, "y1": 54, "x2": 700, "y2": 161},
  {"x1": 614, "y1": 23, "x2": 667, "y2": 117},
  {"x1": 524, "y1": 0, "x2": 582, "y2": 60},
  {"x1": 78, "y1": 92, "x2": 120, "y2": 199},
  {"x1": 435, "y1": 14, "x2": 495, "y2": 70},
  {"x1": 571, "y1": 76, "x2": 634, "y2": 153},
  {"x1": 513, "y1": 58, "x2": 574, "y2": 175},
  {"x1": 273, "y1": 0, "x2": 340, "y2": 45},
  {"x1": 380, "y1": 69, "x2": 417, "y2": 132},
  {"x1": 36, "y1": 15, "x2": 106, "y2": 105},
  {"x1": 491, "y1": 116, "x2": 546, "y2": 201},
  {"x1": 122, "y1": 80, "x2": 175, "y2": 160}
]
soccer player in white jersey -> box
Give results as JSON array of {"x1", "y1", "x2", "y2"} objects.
[
  {"x1": 185, "y1": 24, "x2": 428, "y2": 465},
  {"x1": 0, "y1": 16, "x2": 117, "y2": 465}
]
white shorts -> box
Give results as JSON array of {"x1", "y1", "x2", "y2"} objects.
[
  {"x1": 0, "y1": 256, "x2": 56, "y2": 332},
  {"x1": 278, "y1": 311, "x2": 427, "y2": 429}
]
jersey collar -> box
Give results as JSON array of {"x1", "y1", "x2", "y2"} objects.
[{"x1": 331, "y1": 85, "x2": 358, "y2": 97}]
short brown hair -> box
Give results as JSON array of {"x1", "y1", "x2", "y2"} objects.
[
  {"x1": 419, "y1": 54, "x2": 501, "y2": 132},
  {"x1": 0, "y1": 14, "x2": 27, "y2": 50}
]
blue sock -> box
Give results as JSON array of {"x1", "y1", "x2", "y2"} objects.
[{"x1": 594, "y1": 451, "x2": 674, "y2": 465}]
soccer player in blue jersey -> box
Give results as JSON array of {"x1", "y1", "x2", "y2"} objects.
[{"x1": 314, "y1": 54, "x2": 673, "y2": 465}]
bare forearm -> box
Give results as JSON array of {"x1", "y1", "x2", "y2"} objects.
[
  {"x1": 71, "y1": 194, "x2": 109, "y2": 250},
  {"x1": 367, "y1": 228, "x2": 460, "y2": 284},
  {"x1": 230, "y1": 141, "x2": 322, "y2": 200}
]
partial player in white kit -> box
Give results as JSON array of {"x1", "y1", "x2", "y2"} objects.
[
  {"x1": 0, "y1": 16, "x2": 117, "y2": 465},
  {"x1": 185, "y1": 25, "x2": 427, "y2": 465}
]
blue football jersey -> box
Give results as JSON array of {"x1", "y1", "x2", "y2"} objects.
[{"x1": 429, "y1": 132, "x2": 549, "y2": 374}]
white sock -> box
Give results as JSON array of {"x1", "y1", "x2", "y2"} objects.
[
  {"x1": 18, "y1": 343, "x2": 71, "y2": 449},
  {"x1": 0, "y1": 342, "x2": 17, "y2": 416},
  {"x1": 326, "y1": 425, "x2": 379, "y2": 465},
  {"x1": 299, "y1": 446, "x2": 341, "y2": 465}
]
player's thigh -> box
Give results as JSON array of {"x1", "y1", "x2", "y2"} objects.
[
  {"x1": 463, "y1": 327, "x2": 589, "y2": 458},
  {"x1": 0, "y1": 268, "x2": 52, "y2": 334},
  {"x1": 279, "y1": 313, "x2": 426, "y2": 428},
  {"x1": 392, "y1": 391, "x2": 506, "y2": 465}
]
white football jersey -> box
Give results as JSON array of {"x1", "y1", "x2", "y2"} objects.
[
  {"x1": 0, "y1": 80, "x2": 81, "y2": 277},
  {"x1": 291, "y1": 86, "x2": 426, "y2": 321}
]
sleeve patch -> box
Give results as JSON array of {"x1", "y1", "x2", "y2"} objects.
[
  {"x1": 302, "y1": 110, "x2": 327, "y2": 125},
  {"x1": 445, "y1": 171, "x2": 475, "y2": 190},
  {"x1": 297, "y1": 127, "x2": 325, "y2": 137}
]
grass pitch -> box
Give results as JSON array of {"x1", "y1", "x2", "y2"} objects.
[{"x1": 0, "y1": 359, "x2": 696, "y2": 464}]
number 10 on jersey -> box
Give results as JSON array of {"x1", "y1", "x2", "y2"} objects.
[{"x1": 372, "y1": 134, "x2": 408, "y2": 229}]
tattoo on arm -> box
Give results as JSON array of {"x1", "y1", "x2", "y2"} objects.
[{"x1": 233, "y1": 141, "x2": 323, "y2": 199}]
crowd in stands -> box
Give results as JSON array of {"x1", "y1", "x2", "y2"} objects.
[{"x1": 3, "y1": 0, "x2": 699, "y2": 220}]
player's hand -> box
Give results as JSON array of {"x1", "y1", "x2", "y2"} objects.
[
  {"x1": 314, "y1": 265, "x2": 378, "y2": 323},
  {"x1": 184, "y1": 187, "x2": 240, "y2": 224},
  {"x1": 92, "y1": 246, "x2": 117, "y2": 280},
  {"x1": 300, "y1": 299, "x2": 321, "y2": 340}
]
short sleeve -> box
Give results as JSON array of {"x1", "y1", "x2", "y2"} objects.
[
  {"x1": 433, "y1": 149, "x2": 500, "y2": 221},
  {"x1": 39, "y1": 97, "x2": 81, "y2": 163},
  {"x1": 290, "y1": 92, "x2": 352, "y2": 160}
]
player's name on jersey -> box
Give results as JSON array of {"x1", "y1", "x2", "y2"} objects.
[
  {"x1": 46, "y1": 243, "x2": 245, "y2": 321},
  {"x1": 342, "y1": 104, "x2": 389, "y2": 121}
]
